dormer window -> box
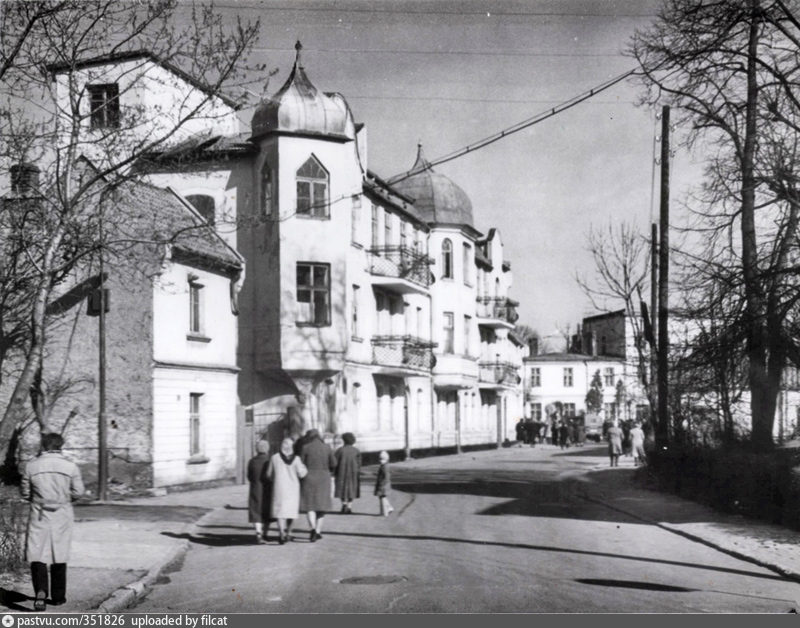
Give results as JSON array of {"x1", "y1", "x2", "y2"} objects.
[
  {"x1": 88, "y1": 83, "x2": 120, "y2": 129},
  {"x1": 296, "y1": 156, "x2": 328, "y2": 218},
  {"x1": 185, "y1": 194, "x2": 215, "y2": 225}
]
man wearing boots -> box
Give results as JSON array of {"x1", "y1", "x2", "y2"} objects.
[{"x1": 20, "y1": 432, "x2": 85, "y2": 611}]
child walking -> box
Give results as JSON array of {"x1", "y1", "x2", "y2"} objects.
[{"x1": 374, "y1": 451, "x2": 394, "y2": 516}]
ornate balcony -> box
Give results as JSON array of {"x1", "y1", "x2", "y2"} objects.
[
  {"x1": 372, "y1": 335, "x2": 435, "y2": 373},
  {"x1": 475, "y1": 296, "x2": 519, "y2": 328},
  {"x1": 367, "y1": 246, "x2": 434, "y2": 294},
  {"x1": 478, "y1": 361, "x2": 521, "y2": 387}
]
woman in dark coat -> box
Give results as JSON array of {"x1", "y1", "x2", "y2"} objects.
[
  {"x1": 300, "y1": 429, "x2": 336, "y2": 542},
  {"x1": 334, "y1": 432, "x2": 361, "y2": 514},
  {"x1": 247, "y1": 440, "x2": 272, "y2": 543}
]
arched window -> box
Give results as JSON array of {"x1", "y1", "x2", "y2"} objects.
[
  {"x1": 185, "y1": 194, "x2": 215, "y2": 225},
  {"x1": 261, "y1": 161, "x2": 273, "y2": 216},
  {"x1": 442, "y1": 238, "x2": 453, "y2": 279},
  {"x1": 296, "y1": 155, "x2": 328, "y2": 218}
]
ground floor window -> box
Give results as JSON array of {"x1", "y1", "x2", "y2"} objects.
[{"x1": 189, "y1": 393, "x2": 203, "y2": 456}]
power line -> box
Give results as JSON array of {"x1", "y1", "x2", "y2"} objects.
[
  {"x1": 388, "y1": 66, "x2": 640, "y2": 184},
  {"x1": 246, "y1": 46, "x2": 624, "y2": 58},
  {"x1": 213, "y1": 2, "x2": 656, "y2": 18}
]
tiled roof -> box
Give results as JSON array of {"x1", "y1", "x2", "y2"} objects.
[
  {"x1": 139, "y1": 132, "x2": 255, "y2": 167},
  {"x1": 111, "y1": 180, "x2": 242, "y2": 275}
]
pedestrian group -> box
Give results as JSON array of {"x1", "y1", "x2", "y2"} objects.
[{"x1": 247, "y1": 429, "x2": 393, "y2": 545}]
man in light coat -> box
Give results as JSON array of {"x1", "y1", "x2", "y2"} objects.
[{"x1": 20, "y1": 432, "x2": 85, "y2": 611}]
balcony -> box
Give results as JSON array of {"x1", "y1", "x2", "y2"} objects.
[
  {"x1": 478, "y1": 361, "x2": 521, "y2": 388},
  {"x1": 372, "y1": 335, "x2": 435, "y2": 374},
  {"x1": 367, "y1": 246, "x2": 434, "y2": 294},
  {"x1": 475, "y1": 296, "x2": 519, "y2": 328}
]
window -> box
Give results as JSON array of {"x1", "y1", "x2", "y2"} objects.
[
  {"x1": 384, "y1": 211, "x2": 393, "y2": 246},
  {"x1": 563, "y1": 367, "x2": 573, "y2": 387},
  {"x1": 531, "y1": 403, "x2": 542, "y2": 421},
  {"x1": 463, "y1": 243, "x2": 472, "y2": 285},
  {"x1": 604, "y1": 402, "x2": 616, "y2": 419},
  {"x1": 416, "y1": 306, "x2": 424, "y2": 340},
  {"x1": 10, "y1": 163, "x2": 39, "y2": 196},
  {"x1": 262, "y1": 162, "x2": 273, "y2": 216},
  {"x1": 296, "y1": 156, "x2": 328, "y2": 218},
  {"x1": 88, "y1": 83, "x2": 120, "y2": 129},
  {"x1": 351, "y1": 195, "x2": 361, "y2": 242},
  {"x1": 296, "y1": 263, "x2": 330, "y2": 325},
  {"x1": 604, "y1": 367, "x2": 614, "y2": 387},
  {"x1": 189, "y1": 393, "x2": 203, "y2": 456},
  {"x1": 351, "y1": 285, "x2": 360, "y2": 339},
  {"x1": 564, "y1": 403, "x2": 576, "y2": 417},
  {"x1": 400, "y1": 221, "x2": 408, "y2": 250},
  {"x1": 188, "y1": 278, "x2": 204, "y2": 334},
  {"x1": 416, "y1": 230, "x2": 425, "y2": 254},
  {"x1": 442, "y1": 238, "x2": 453, "y2": 279},
  {"x1": 443, "y1": 312, "x2": 454, "y2": 354},
  {"x1": 464, "y1": 315, "x2": 471, "y2": 355},
  {"x1": 185, "y1": 194, "x2": 215, "y2": 225},
  {"x1": 530, "y1": 367, "x2": 541, "y2": 388},
  {"x1": 371, "y1": 205, "x2": 379, "y2": 247}
]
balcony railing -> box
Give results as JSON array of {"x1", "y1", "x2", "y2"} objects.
[
  {"x1": 367, "y1": 246, "x2": 434, "y2": 288},
  {"x1": 479, "y1": 361, "x2": 521, "y2": 385},
  {"x1": 372, "y1": 335, "x2": 436, "y2": 370},
  {"x1": 475, "y1": 296, "x2": 519, "y2": 324}
]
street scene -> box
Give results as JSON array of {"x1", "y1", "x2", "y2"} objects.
[
  {"x1": 4, "y1": 0, "x2": 800, "y2": 617},
  {"x1": 4, "y1": 444, "x2": 800, "y2": 613}
]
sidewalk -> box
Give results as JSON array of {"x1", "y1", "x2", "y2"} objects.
[{"x1": 1, "y1": 447, "x2": 799, "y2": 613}]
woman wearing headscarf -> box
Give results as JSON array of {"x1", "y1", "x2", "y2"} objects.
[
  {"x1": 267, "y1": 438, "x2": 308, "y2": 544},
  {"x1": 334, "y1": 432, "x2": 361, "y2": 514},
  {"x1": 246, "y1": 440, "x2": 272, "y2": 544},
  {"x1": 300, "y1": 429, "x2": 336, "y2": 542}
]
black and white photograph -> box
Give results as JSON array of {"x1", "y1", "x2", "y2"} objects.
[{"x1": 1, "y1": 0, "x2": 800, "y2": 615}]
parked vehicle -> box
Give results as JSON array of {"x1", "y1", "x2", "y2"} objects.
[{"x1": 584, "y1": 412, "x2": 604, "y2": 442}]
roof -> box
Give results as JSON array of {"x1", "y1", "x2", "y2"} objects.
[
  {"x1": 474, "y1": 245, "x2": 492, "y2": 269},
  {"x1": 524, "y1": 352, "x2": 625, "y2": 363},
  {"x1": 46, "y1": 49, "x2": 242, "y2": 109},
  {"x1": 363, "y1": 171, "x2": 429, "y2": 229},
  {"x1": 389, "y1": 144, "x2": 475, "y2": 228},
  {"x1": 113, "y1": 180, "x2": 243, "y2": 276},
  {"x1": 138, "y1": 132, "x2": 255, "y2": 167},
  {"x1": 250, "y1": 42, "x2": 354, "y2": 141},
  {"x1": 582, "y1": 309, "x2": 627, "y2": 324}
]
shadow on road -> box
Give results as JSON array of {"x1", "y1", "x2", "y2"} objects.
[
  {"x1": 317, "y1": 530, "x2": 789, "y2": 583},
  {"x1": 0, "y1": 587, "x2": 34, "y2": 612},
  {"x1": 575, "y1": 578, "x2": 696, "y2": 593}
]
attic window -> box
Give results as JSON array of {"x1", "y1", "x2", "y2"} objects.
[
  {"x1": 186, "y1": 194, "x2": 215, "y2": 225},
  {"x1": 88, "y1": 83, "x2": 120, "y2": 129},
  {"x1": 10, "y1": 163, "x2": 39, "y2": 196}
]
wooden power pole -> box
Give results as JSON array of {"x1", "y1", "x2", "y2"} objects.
[{"x1": 656, "y1": 105, "x2": 671, "y2": 448}]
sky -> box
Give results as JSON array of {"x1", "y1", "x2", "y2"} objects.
[{"x1": 212, "y1": 0, "x2": 694, "y2": 345}]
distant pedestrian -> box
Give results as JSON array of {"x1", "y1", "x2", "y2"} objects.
[
  {"x1": 375, "y1": 450, "x2": 394, "y2": 516},
  {"x1": 515, "y1": 419, "x2": 527, "y2": 444},
  {"x1": 551, "y1": 419, "x2": 560, "y2": 447},
  {"x1": 247, "y1": 440, "x2": 272, "y2": 544},
  {"x1": 606, "y1": 420, "x2": 623, "y2": 467},
  {"x1": 524, "y1": 419, "x2": 537, "y2": 447},
  {"x1": 300, "y1": 429, "x2": 336, "y2": 542},
  {"x1": 334, "y1": 432, "x2": 361, "y2": 514},
  {"x1": 267, "y1": 437, "x2": 308, "y2": 544},
  {"x1": 558, "y1": 422, "x2": 570, "y2": 449},
  {"x1": 630, "y1": 423, "x2": 647, "y2": 466},
  {"x1": 21, "y1": 432, "x2": 85, "y2": 612}
]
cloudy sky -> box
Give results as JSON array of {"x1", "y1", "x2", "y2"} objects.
[{"x1": 216, "y1": 0, "x2": 694, "y2": 343}]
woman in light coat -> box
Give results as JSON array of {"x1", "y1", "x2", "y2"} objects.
[
  {"x1": 267, "y1": 438, "x2": 308, "y2": 544},
  {"x1": 606, "y1": 419, "x2": 623, "y2": 467}
]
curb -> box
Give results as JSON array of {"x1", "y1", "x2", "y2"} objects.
[{"x1": 94, "y1": 509, "x2": 216, "y2": 613}]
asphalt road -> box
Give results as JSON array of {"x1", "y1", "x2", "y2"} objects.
[{"x1": 133, "y1": 444, "x2": 800, "y2": 613}]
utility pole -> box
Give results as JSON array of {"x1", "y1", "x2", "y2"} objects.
[
  {"x1": 657, "y1": 105, "x2": 671, "y2": 448},
  {"x1": 97, "y1": 210, "x2": 108, "y2": 501},
  {"x1": 650, "y1": 222, "x2": 658, "y2": 421}
]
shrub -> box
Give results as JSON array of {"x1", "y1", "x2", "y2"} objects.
[
  {"x1": 0, "y1": 485, "x2": 27, "y2": 577},
  {"x1": 647, "y1": 444, "x2": 800, "y2": 530}
]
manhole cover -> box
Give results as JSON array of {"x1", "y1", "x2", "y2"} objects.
[{"x1": 339, "y1": 575, "x2": 407, "y2": 585}]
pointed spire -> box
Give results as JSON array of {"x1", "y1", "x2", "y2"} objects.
[
  {"x1": 294, "y1": 40, "x2": 303, "y2": 69},
  {"x1": 412, "y1": 142, "x2": 432, "y2": 173}
]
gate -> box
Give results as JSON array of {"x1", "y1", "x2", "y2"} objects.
[{"x1": 236, "y1": 408, "x2": 286, "y2": 483}]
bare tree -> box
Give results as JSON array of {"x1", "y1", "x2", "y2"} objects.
[
  {"x1": 630, "y1": 0, "x2": 800, "y2": 449},
  {"x1": 0, "y1": 0, "x2": 259, "y2": 465}
]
